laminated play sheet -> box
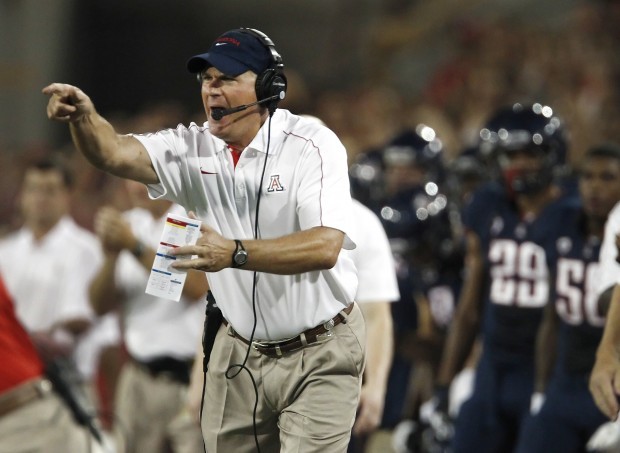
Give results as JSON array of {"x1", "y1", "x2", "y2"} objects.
[{"x1": 145, "y1": 212, "x2": 202, "y2": 301}]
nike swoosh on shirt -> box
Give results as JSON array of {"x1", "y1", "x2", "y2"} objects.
[
  {"x1": 215, "y1": 43, "x2": 227, "y2": 46},
  {"x1": 200, "y1": 168, "x2": 218, "y2": 175}
]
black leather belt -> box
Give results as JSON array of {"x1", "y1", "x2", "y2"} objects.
[
  {"x1": 224, "y1": 303, "x2": 354, "y2": 358},
  {"x1": 131, "y1": 356, "x2": 194, "y2": 384}
]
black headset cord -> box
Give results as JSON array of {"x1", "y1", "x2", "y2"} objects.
[{"x1": 200, "y1": 113, "x2": 274, "y2": 453}]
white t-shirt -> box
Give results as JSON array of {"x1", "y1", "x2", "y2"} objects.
[
  {"x1": 115, "y1": 205, "x2": 205, "y2": 361},
  {"x1": 349, "y1": 199, "x2": 399, "y2": 304},
  {"x1": 598, "y1": 200, "x2": 620, "y2": 294},
  {"x1": 133, "y1": 109, "x2": 357, "y2": 340}
]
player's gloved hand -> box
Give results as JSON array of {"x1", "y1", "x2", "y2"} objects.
[
  {"x1": 587, "y1": 419, "x2": 620, "y2": 452},
  {"x1": 449, "y1": 367, "x2": 475, "y2": 417},
  {"x1": 530, "y1": 392, "x2": 545, "y2": 415},
  {"x1": 420, "y1": 384, "x2": 450, "y2": 423},
  {"x1": 391, "y1": 419, "x2": 417, "y2": 453},
  {"x1": 426, "y1": 408, "x2": 455, "y2": 448},
  {"x1": 418, "y1": 385, "x2": 454, "y2": 449}
]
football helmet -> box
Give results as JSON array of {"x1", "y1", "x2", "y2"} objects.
[
  {"x1": 350, "y1": 124, "x2": 445, "y2": 211},
  {"x1": 445, "y1": 146, "x2": 489, "y2": 209},
  {"x1": 349, "y1": 149, "x2": 385, "y2": 210},
  {"x1": 478, "y1": 102, "x2": 567, "y2": 195},
  {"x1": 382, "y1": 125, "x2": 446, "y2": 190}
]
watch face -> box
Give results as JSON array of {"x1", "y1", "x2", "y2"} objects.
[
  {"x1": 232, "y1": 240, "x2": 248, "y2": 267},
  {"x1": 234, "y1": 250, "x2": 248, "y2": 266}
]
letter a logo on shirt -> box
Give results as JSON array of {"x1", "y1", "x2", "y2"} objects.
[{"x1": 267, "y1": 175, "x2": 285, "y2": 192}]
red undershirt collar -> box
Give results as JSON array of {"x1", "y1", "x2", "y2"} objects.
[{"x1": 227, "y1": 145, "x2": 243, "y2": 168}]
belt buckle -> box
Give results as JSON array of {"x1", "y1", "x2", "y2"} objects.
[
  {"x1": 252, "y1": 341, "x2": 271, "y2": 350},
  {"x1": 252, "y1": 341, "x2": 285, "y2": 358},
  {"x1": 317, "y1": 318, "x2": 335, "y2": 340},
  {"x1": 35, "y1": 379, "x2": 52, "y2": 395}
]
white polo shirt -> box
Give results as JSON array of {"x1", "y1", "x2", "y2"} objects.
[
  {"x1": 133, "y1": 109, "x2": 357, "y2": 340},
  {"x1": 115, "y1": 205, "x2": 205, "y2": 361},
  {"x1": 598, "y1": 200, "x2": 620, "y2": 294},
  {"x1": 0, "y1": 216, "x2": 99, "y2": 331},
  {"x1": 349, "y1": 199, "x2": 400, "y2": 304}
]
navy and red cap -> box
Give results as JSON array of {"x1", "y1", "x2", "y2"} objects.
[{"x1": 187, "y1": 29, "x2": 272, "y2": 76}]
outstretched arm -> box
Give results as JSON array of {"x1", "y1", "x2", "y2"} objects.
[{"x1": 43, "y1": 83, "x2": 158, "y2": 184}]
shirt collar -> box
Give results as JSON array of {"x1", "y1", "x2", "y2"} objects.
[
  {"x1": 211, "y1": 109, "x2": 287, "y2": 156},
  {"x1": 246, "y1": 109, "x2": 286, "y2": 156},
  {"x1": 22, "y1": 215, "x2": 75, "y2": 246}
]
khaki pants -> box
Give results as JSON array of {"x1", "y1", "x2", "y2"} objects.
[
  {"x1": 114, "y1": 361, "x2": 203, "y2": 453},
  {"x1": 202, "y1": 303, "x2": 366, "y2": 453},
  {"x1": 0, "y1": 390, "x2": 90, "y2": 453}
]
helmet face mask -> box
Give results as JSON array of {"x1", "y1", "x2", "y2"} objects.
[
  {"x1": 496, "y1": 146, "x2": 554, "y2": 195},
  {"x1": 383, "y1": 154, "x2": 428, "y2": 197},
  {"x1": 350, "y1": 125, "x2": 445, "y2": 208},
  {"x1": 479, "y1": 103, "x2": 567, "y2": 196}
]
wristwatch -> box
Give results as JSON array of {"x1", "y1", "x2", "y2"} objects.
[{"x1": 231, "y1": 239, "x2": 248, "y2": 268}]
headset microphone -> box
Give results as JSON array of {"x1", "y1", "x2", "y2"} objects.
[{"x1": 211, "y1": 92, "x2": 285, "y2": 121}]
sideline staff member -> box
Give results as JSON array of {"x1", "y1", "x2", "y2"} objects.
[
  {"x1": 590, "y1": 199, "x2": 620, "y2": 420},
  {"x1": 44, "y1": 28, "x2": 364, "y2": 452},
  {"x1": 0, "y1": 271, "x2": 90, "y2": 452}
]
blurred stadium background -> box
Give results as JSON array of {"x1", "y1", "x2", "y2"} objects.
[{"x1": 1, "y1": 0, "x2": 618, "y2": 227}]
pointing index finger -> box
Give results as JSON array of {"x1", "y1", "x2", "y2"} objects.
[{"x1": 42, "y1": 83, "x2": 67, "y2": 96}]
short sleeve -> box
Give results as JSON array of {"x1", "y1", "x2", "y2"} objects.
[{"x1": 598, "y1": 201, "x2": 620, "y2": 294}]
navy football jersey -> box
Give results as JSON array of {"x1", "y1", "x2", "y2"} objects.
[
  {"x1": 463, "y1": 182, "x2": 570, "y2": 363},
  {"x1": 542, "y1": 201, "x2": 605, "y2": 375}
]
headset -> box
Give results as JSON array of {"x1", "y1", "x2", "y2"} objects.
[{"x1": 238, "y1": 27, "x2": 288, "y2": 112}]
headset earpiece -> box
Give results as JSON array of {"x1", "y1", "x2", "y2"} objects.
[
  {"x1": 239, "y1": 28, "x2": 288, "y2": 112},
  {"x1": 255, "y1": 69, "x2": 287, "y2": 103}
]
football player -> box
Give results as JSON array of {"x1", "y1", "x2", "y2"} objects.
[
  {"x1": 434, "y1": 102, "x2": 571, "y2": 452},
  {"x1": 515, "y1": 143, "x2": 620, "y2": 452}
]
